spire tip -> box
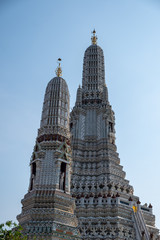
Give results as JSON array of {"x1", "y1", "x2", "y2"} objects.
[
  {"x1": 91, "y1": 29, "x2": 97, "y2": 45},
  {"x1": 55, "y1": 58, "x2": 62, "y2": 77}
]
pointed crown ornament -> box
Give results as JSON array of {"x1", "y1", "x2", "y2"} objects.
[
  {"x1": 56, "y1": 58, "x2": 62, "y2": 77},
  {"x1": 91, "y1": 29, "x2": 97, "y2": 45}
]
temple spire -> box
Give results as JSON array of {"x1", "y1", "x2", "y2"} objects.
[
  {"x1": 91, "y1": 29, "x2": 97, "y2": 45},
  {"x1": 17, "y1": 59, "x2": 80, "y2": 239},
  {"x1": 55, "y1": 58, "x2": 62, "y2": 77},
  {"x1": 83, "y1": 30, "x2": 105, "y2": 91}
]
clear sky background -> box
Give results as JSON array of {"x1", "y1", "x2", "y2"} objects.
[{"x1": 0, "y1": 0, "x2": 160, "y2": 229}]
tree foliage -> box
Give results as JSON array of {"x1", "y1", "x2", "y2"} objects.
[{"x1": 0, "y1": 221, "x2": 27, "y2": 240}]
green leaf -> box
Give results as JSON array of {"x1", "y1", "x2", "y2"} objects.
[{"x1": 5, "y1": 221, "x2": 12, "y2": 227}]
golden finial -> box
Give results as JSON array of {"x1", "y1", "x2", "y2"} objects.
[
  {"x1": 55, "y1": 58, "x2": 62, "y2": 77},
  {"x1": 91, "y1": 29, "x2": 97, "y2": 45}
]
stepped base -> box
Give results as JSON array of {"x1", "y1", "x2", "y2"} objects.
[{"x1": 17, "y1": 190, "x2": 81, "y2": 239}]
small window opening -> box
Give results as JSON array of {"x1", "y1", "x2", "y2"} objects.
[
  {"x1": 109, "y1": 122, "x2": 113, "y2": 132},
  {"x1": 59, "y1": 162, "x2": 66, "y2": 191},
  {"x1": 32, "y1": 162, "x2": 36, "y2": 175},
  {"x1": 35, "y1": 145, "x2": 38, "y2": 152},
  {"x1": 70, "y1": 122, "x2": 73, "y2": 131},
  {"x1": 30, "y1": 162, "x2": 36, "y2": 191}
]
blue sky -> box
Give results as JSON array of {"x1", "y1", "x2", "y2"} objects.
[{"x1": 0, "y1": 0, "x2": 160, "y2": 229}]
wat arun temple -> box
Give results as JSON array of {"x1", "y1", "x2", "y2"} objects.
[{"x1": 17, "y1": 31, "x2": 159, "y2": 240}]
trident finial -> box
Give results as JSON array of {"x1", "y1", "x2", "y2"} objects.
[
  {"x1": 91, "y1": 29, "x2": 97, "y2": 45},
  {"x1": 56, "y1": 58, "x2": 62, "y2": 77}
]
